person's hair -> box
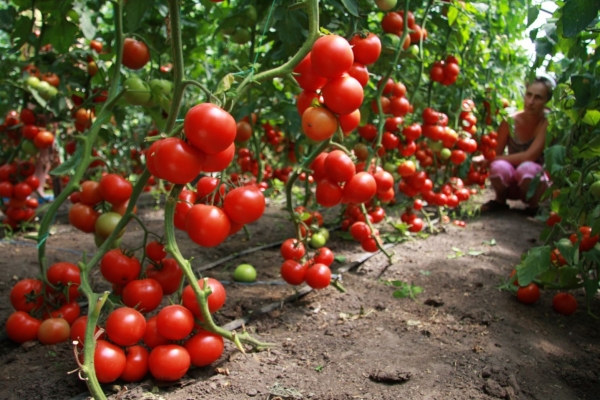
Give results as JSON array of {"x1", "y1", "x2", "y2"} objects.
[{"x1": 527, "y1": 76, "x2": 555, "y2": 103}]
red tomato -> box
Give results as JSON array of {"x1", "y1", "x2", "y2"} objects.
[
  {"x1": 10, "y1": 278, "x2": 43, "y2": 312},
  {"x1": 156, "y1": 305, "x2": 195, "y2": 340},
  {"x1": 184, "y1": 330, "x2": 224, "y2": 367},
  {"x1": 343, "y1": 172, "x2": 377, "y2": 204},
  {"x1": 552, "y1": 292, "x2": 578, "y2": 316},
  {"x1": 201, "y1": 142, "x2": 235, "y2": 172},
  {"x1": 305, "y1": 263, "x2": 331, "y2": 289},
  {"x1": 310, "y1": 35, "x2": 354, "y2": 79},
  {"x1": 99, "y1": 174, "x2": 133, "y2": 205},
  {"x1": 146, "y1": 241, "x2": 167, "y2": 262},
  {"x1": 182, "y1": 278, "x2": 227, "y2": 317},
  {"x1": 120, "y1": 345, "x2": 150, "y2": 382},
  {"x1": 49, "y1": 301, "x2": 81, "y2": 325},
  {"x1": 280, "y1": 260, "x2": 308, "y2": 285},
  {"x1": 94, "y1": 340, "x2": 127, "y2": 383},
  {"x1": 37, "y1": 317, "x2": 70, "y2": 345},
  {"x1": 349, "y1": 32, "x2": 381, "y2": 65},
  {"x1": 517, "y1": 283, "x2": 540, "y2": 304},
  {"x1": 100, "y1": 249, "x2": 141, "y2": 285},
  {"x1": 146, "y1": 259, "x2": 183, "y2": 295},
  {"x1": 280, "y1": 238, "x2": 306, "y2": 261},
  {"x1": 186, "y1": 204, "x2": 231, "y2": 247},
  {"x1": 106, "y1": 307, "x2": 147, "y2": 346},
  {"x1": 122, "y1": 279, "x2": 164, "y2": 313},
  {"x1": 302, "y1": 107, "x2": 338, "y2": 141},
  {"x1": 46, "y1": 262, "x2": 81, "y2": 302},
  {"x1": 148, "y1": 345, "x2": 190, "y2": 381},
  {"x1": 313, "y1": 247, "x2": 334, "y2": 266},
  {"x1": 184, "y1": 103, "x2": 236, "y2": 154},
  {"x1": 153, "y1": 137, "x2": 203, "y2": 184},
  {"x1": 5, "y1": 311, "x2": 41, "y2": 343},
  {"x1": 122, "y1": 38, "x2": 150, "y2": 70},
  {"x1": 293, "y1": 53, "x2": 327, "y2": 91},
  {"x1": 222, "y1": 185, "x2": 265, "y2": 225},
  {"x1": 69, "y1": 203, "x2": 99, "y2": 233},
  {"x1": 321, "y1": 75, "x2": 364, "y2": 116},
  {"x1": 143, "y1": 316, "x2": 172, "y2": 349},
  {"x1": 325, "y1": 150, "x2": 355, "y2": 183},
  {"x1": 70, "y1": 316, "x2": 103, "y2": 348},
  {"x1": 347, "y1": 63, "x2": 369, "y2": 88}
]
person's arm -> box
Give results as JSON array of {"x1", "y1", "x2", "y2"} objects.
[{"x1": 496, "y1": 118, "x2": 548, "y2": 166}]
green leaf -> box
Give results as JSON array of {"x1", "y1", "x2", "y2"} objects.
[
  {"x1": 527, "y1": 5, "x2": 540, "y2": 28},
  {"x1": 516, "y1": 246, "x2": 551, "y2": 286},
  {"x1": 571, "y1": 75, "x2": 595, "y2": 108},
  {"x1": 544, "y1": 145, "x2": 566, "y2": 176},
  {"x1": 447, "y1": 6, "x2": 459, "y2": 26},
  {"x1": 582, "y1": 110, "x2": 600, "y2": 126},
  {"x1": 535, "y1": 37, "x2": 553, "y2": 57},
  {"x1": 214, "y1": 73, "x2": 236, "y2": 96},
  {"x1": 43, "y1": 18, "x2": 79, "y2": 54},
  {"x1": 73, "y1": 0, "x2": 96, "y2": 40},
  {"x1": 124, "y1": 0, "x2": 153, "y2": 33},
  {"x1": 560, "y1": 0, "x2": 600, "y2": 38},
  {"x1": 10, "y1": 16, "x2": 32, "y2": 52},
  {"x1": 334, "y1": 255, "x2": 346, "y2": 263},
  {"x1": 525, "y1": 172, "x2": 541, "y2": 201},
  {"x1": 50, "y1": 147, "x2": 83, "y2": 176},
  {"x1": 583, "y1": 277, "x2": 599, "y2": 304},
  {"x1": 558, "y1": 267, "x2": 580, "y2": 287},
  {"x1": 340, "y1": 0, "x2": 359, "y2": 17}
]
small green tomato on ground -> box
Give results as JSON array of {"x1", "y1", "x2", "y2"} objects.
[{"x1": 233, "y1": 263, "x2": 257, "y2": 283}]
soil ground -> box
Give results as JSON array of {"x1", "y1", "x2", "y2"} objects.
[{"x1": 1, "y1": 193, "x2": 599, "y2": 400}]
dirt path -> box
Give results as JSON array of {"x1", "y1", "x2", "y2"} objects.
[{"x1": 0, "y1": 201, "x2": 599, "y2": 400}]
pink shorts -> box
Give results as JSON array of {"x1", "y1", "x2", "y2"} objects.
[{"x1": 489, "y1": 159, "x2": 549, "y2": 200}]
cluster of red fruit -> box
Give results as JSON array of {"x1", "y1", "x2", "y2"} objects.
[
  {"x1": 295, "y1": 32, "x2": 382, "y2": 141},
  {"x1": 68, "y1": 173, "x2": 133, "y2": 247},
  {"x1": 381, "y1": 10, "x2": 428, "y2": 49},
  {"x1": 279, "y1": 237, "x2": 334, "y2": 289},
  {"x1": 172, "y1": 176, "x2": 266, "y2": 248},
  {"x1": 429, "y1": 55, "x2": 460, "y2": 86},
  {"x1": 0, "y1": 161, "x2": 41, "y2": 229}
]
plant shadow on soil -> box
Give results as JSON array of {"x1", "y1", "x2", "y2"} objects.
[{"x1": 1, "y1": 194, "x2": 600, "y2": 400}]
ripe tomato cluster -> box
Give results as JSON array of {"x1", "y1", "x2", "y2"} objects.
[
  {"x1": 68, "y1": 173, "x2": 133, "y2": 247},
  {"x1": 381, "y1": 10, "x2": 428, "y2": 50},
  {"x1": 280, "y1": 238, "x2": 334, "y2": 289},
  {"x1": 86, "y1": 302, "x2": 224, "y2": 384},
  {"x1": 7, "y1": 261, "x2": 81, "y2": 344},
  {"x1": 173, "y1": 176, "x2": 265, "y2": 248},
  {"x1": 0, "y1": 160, "x2": 41, "y2": 229},
  {"x1": 429, "y1": 55, "x2": 460, "y2": 86},
  {"x1": 296, "y1": 33, "x2": 380, "y2": 141}
]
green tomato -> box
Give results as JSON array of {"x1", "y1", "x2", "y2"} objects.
[
  {"x1": 124, "y1": 77, "x2": 152, "y2": 106},
  {"x1": 233, "y1": 263, "x2": 257, "y2": 283},
  {"x1": 590, "y1": 181, "x2": 600, "y2": 198},
  {"x1": 22, "y1": 140, "x2": 39, "y2": 156},
  {"x1": 231, "y1": 27, "x2": 251, "y2": 44},
  {"x1": 149, "y1": 79, "x2": 173, "y2": 96},
  {"x1": 95, "y1": 212, "x2": 125, "y2": 239},
  {"x1": 94, "y1": 234, "x2": 122, "y2": 249},
  {"x1": 318, "y1": 227, "x2": 330, "y2": 242},
  {"x1": 381, "y1": 33, "x2": 400, "y2": 54},
  {"x1": 429, "y1": 140, "x2": 444, "y2": 152},
  {"x1": 375, "y1": 0, "x2": 397, "y2": 11},
  {"x1": 383, "y1": 162, "x2": 397, "y2": 174},
  {"x1": 26, "y1": 76, "x2": 41, "y2": 89},
  {"x1": 408, "y1": 44, "x2": 420, "y2": 57},
  {"x1": 310, "y1": 232, "x2": 327, "y2": 249},
  {"x1": 440, "y1": 148, "x2": 452, "y2": 160}
]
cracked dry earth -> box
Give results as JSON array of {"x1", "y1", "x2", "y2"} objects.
[{"x1": 1, "y1": 198, "x2": 600, "y2": 400}]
